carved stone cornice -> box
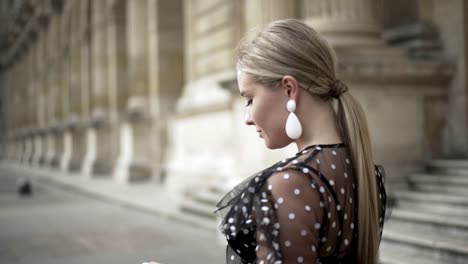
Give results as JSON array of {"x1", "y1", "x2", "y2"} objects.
[{"x1": 337, "y1": 48, "x2": 454, "y2": 86}]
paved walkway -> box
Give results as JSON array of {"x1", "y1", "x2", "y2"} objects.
[{"x1": 0, "y1": 162, "x2": 225, "y2": 264}]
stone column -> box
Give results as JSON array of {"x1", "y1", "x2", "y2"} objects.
[
  {"x1": 114, "y1": 0, "x2": 151, "y2": 183},
  {"x1": 33, "y1": 22, "x2": 49, "y2": 165},
  {"x1": 83, "y1": 0, "x2": 119, "y2": 176},
  {"x1": 244, "y1": 0, "x2": 297, "y2": 30},
  {"x1": 67, "y1": 0, "x2": 88, "y2": 172},
  {"x1": 301, "y1": 0, "x2": 384, "y2": 46},
  {"x1": 115, "y1": 0, "x2": 184, "y2": 184},
  {"x1": 46, "y1": 13, "x2": 62, "y2": 168},
  {"x1": 59, "y1": 4, "x2": 73, "y2": 172}
]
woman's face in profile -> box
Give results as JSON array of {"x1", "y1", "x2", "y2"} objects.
[{"x1": 237, "y1": 71, "x2": 291, "y2": 149}]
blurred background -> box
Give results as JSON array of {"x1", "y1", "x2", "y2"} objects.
[{"x1": 0, "y1": 0, "x2": 467, "y2": 263}]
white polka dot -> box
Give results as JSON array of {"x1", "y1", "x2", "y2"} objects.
[
  {"x1": 274, "y1": 223, "x2": 280, "y2": 229},
  {"x1": 311, "y1": 245, "x2": 316, "y2": 252},
  {"x1": 311, "y1": 183, "x2": 316, "y2": 189},
  {"x1": 268, "y1": 184, "x2": 272, "y2": 190},
  {"x1": 337, "y1": 205, "x2": 341, "y2": 211},
  {"x1": 316, "y1": 158, "x2": 320, "y2": 164},
  {"x1": 332, "y1": 150, "x2": 337, "y2": 155},
  {"x1": 294, "y1": 188, "x2": 301, "y2": 195},
  {"x1": 262, "y1": 217, "x2": 270, "y2": 225},
  {"x1": 326, "y1": 246, "x2": 332, "y2": 251},
  {"x1": 314, "y1": 223, "x2": 321, "y2": 229},
  {"x1": 351, "y1": 223, "x2": 355, "y2": 229},
  {"x1": 321, "y1": 237, "x2": 327, "y2": 242},
  {"x1": 298, "y1": 256, "x2": 304, "y2": 263},
  {"x1": 346, "y1": 158, "x2": 350, "y2": 164},
  {"x1": 289, "y1": 213, "x2": 295, "y2": 220},
  {"x1": 320, "y1": 201, "x2": 324, "y2": 208},
  {"x1": 305, "y1": 205, "x2": 311, "y2": 211},
  {"x1": 230, "y1": 225, "x2": 236, "y2": 231},
  {"x1": 331, "y1": 164, "x2": 336, "y2": 170},
  {"x1": 344, "y1": 239, "x2": 349, "y2": 246},
  {"x1": 332, "y1": 221, "x2": 336, "y2": 228},
  {"x1": 285, "y1": 240, "x2": 291, "y2": 247},
  {"x1": 302, "y1": 168, "x2": 310, "y2": 173},
  {"x1": 283, "y1": 174, "x2": 290, "y2": 179},
  {"x1": 230, "y1": 255, "x2": 235, "y2": 260},
  {"x1": 243, "y1": 229, "x2": 249, "y2": 235},
  {"x1": 344, "y1": 172, "x2": 348, "y2": 178},
  {"x1": 246, "y1": 219, "x2": 252, "y2": 224},
  {"x1": 228, "y1": 218, "x2": 234, "y2": 223},
  {"x1": 302, "y1": 150, "x2": 308, "y2": 154},
  {"x1": 277, "y1": 167, "x2": 283, "y2": 171},
  {"x1": 329, "y1": 180, "x2": 335, "y2": 186},
  {"x1": 292, "y1": 160, "x2": 298, "y2": 164},
  {"x1": 316, "y1": 146, "x2": 322, "y2": 150},
  {"x1": 349, "y1": 198, "x2": 353, "y2": 204},
  {"x1": 344, "y1": 214, "x2": 348, "y2": 220},
  {"x1": 341, "y1": 188, "x2": 345, "y2": 194},
  {"x1": 319, "y1": 187, "x2": 325, "y2": 193},
  {"x1": 277, "y1": 197, "x2": 284, "y2": 204},
  {"x1": 300, "y1": 229, "x2": 307, "y2": 236}
]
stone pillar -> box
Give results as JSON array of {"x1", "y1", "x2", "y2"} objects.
[
  {"x1": 114, "y1": 0, "x2": 151, "y2": 183},
  {"x1": 46, "y1": 13, "x2": 62, "y2": 168},
  {"x1": 67, "y1": 0, "x2": 88, "y2": 172},
  {"x1": 59, "y1": 4, "x2": 73, "y2": 172},
  {"x1": 115, "y1": 0, "x2": 184, "y2": 184},
  {"x1": 431, "y1": 0, "x2": 468, "y2": 157},
  {"x1": 244, "y1": 0, "x2": 297, "y2": 30},
  {"x1": 301, "y1": 0, "x2": 384, "y2": 46},
  {"x1": 83, "y1": 0, "x2": 119, "y2": 177},
  {"x1": 165, "y1": 0, "x2": 242, "y2": 195}
]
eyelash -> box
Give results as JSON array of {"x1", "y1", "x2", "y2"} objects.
[{"x1": 245, "y1": 99, "x2": 252, "y2": 107}]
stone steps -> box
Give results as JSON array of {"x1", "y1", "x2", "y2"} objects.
[
  {"x1": 408, "y1": 173, "x2": 468, "y2": 196},
  {"x1": 380, "y1": 241, "x2": 444, "y2": 264},
  {"x1": 174, "y1": 182, "x2": 226, "y2": 230},
  {"x1": 427, "y1": 159, "x2": 468, "y2": 175},
  {"x1": 382, "y1": 222, "x2": 468, "y2": 264},
  {"x1": 388, "y1": 209, "x2": 468, "y2": 241},
  {"x1": 393, "y1": 190, "x2": 468, "y2": 206},
  {"x1": 397, "y1": 200, "x2": 468, "y2": 218},
  {"x1": 381, "y1": 158, "x2": 468, "y2": 263}
]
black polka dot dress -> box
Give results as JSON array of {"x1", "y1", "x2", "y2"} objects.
[{"x1": 215, "y1": 144, "x2": 386, "y2": 264}]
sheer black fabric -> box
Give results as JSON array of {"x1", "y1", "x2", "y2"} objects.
[{"x1": 215, "y1": 144, "x2": 386, "y2": 264}]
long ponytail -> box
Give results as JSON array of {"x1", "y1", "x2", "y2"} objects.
[{"x1": 336, "y1": 87, "x2": 380, "y2": 264}]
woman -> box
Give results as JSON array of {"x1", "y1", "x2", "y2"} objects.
[{"x1": 215, "y1": 19, "x2": 386, "y2": 264}]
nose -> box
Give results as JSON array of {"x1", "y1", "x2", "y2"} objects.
[{"x1": 244, "y1": 112, "x2": 254, "y2": 126}]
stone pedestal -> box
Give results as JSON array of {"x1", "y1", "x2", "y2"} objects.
[
  {"x1": 165, "y1": 71, "x2": 237, "y2": 195},
  {"x1": 82, "y1": 111, "x2": 119, "y2": 177},
  {"x1": 30, "y1": 133, "x2": 44, "y2": 166},
  {"x1": 68, "y1": 118, "x2": 88, "y2": 172}
]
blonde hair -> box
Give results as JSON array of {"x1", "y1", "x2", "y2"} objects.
[{"x1": 237, "y1": 19, "x2": 380, "y2": 264}]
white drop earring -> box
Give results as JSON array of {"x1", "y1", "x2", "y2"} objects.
[{"x1": 285, "y1": 99, "x2": 302, "y2": 139}]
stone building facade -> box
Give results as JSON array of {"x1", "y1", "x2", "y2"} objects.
[{"x1": 0, "y1": 0, "x2": 466, "y2": 197}]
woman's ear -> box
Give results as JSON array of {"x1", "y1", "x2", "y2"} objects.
[{"x1": 281, "y1": 75, "x2": 300, "y2": 101}]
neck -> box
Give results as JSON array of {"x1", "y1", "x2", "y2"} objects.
[{"x1": 295, "y1": 100, "x2": 343, "y2": 152}]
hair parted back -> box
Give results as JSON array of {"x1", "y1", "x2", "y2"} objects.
[{"x1": 237, "y1": 18, "x2": 380, "y2": 264}]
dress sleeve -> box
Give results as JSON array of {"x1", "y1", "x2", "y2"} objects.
[{"x1": 253, "y1": 170, "x2": 326, "y2": 264}]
